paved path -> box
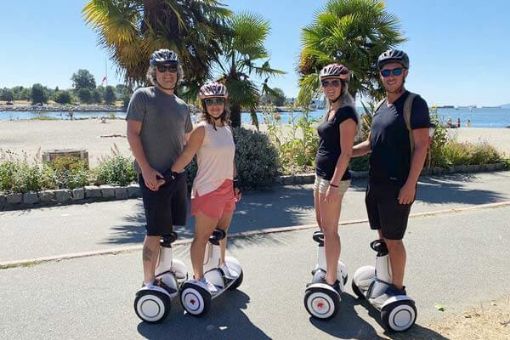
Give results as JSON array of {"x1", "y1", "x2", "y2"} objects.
[
  {"x1": 1, "y1": 204, "x2": 509, "y2": 339},
  {"x1": 1, "y1": 172, "x2": 510, "y2": 263}
]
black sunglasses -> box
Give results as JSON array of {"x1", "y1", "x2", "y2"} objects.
[
  {"x1": 321, "y1": 79, "x2": 341, "y2": 87},
  {"x1": 380, "y1": 67, "x2": 404, "y2": 78},
  {"x1": 156, "y1": 64, "x2": 178, "y2": 73},
  {"x1": 204, "y1": 97, "x2": 225, "y2": 105}
]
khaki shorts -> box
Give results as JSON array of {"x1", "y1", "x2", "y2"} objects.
[{"x1": 314, "y1": 176, "x2": 351, "y2": 195}]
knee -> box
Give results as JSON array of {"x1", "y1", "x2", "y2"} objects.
[
  {"x1": 385, "y1": 239, "x2": 404, "y2": 251},
  {"x1": 322, "y1": 228, "x2": 339, "y2": 240}
]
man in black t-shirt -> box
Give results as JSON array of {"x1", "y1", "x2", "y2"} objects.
[{"x1": 352, "y1": 49, "x2": 431, "y2": 294}]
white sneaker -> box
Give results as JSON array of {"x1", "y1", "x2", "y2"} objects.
[
  {"x1": 220, "y1": 263, "x2": 238, "y2": 280},
  {"x1": 196, "y1": 277, "x2": 218, "y2": 294}
]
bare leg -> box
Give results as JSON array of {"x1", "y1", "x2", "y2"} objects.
[
  {"x1": 190, "y1": 213, "x2": 219, "y2": 279},
  {"x1": 319, "y1": 192, "x2": 344, "y2": 285},
  {"x1": 143, "y1": 235, "x2": 161, "y2": 284},
  {"x1": 385, "y1": 239, "x2": 406, "y2": 289},
  {"x1": 313, "y1": 189, "x2": 323, "y2": 230}
]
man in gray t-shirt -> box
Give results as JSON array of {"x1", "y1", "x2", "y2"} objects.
[{"x1": 126, "y1": 49, "x2": 192, "y2": 288}]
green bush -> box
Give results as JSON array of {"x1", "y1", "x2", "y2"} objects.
[
  {"x1": 0, "y1": 160, "x2": 55, "y2": 193},
  {"x1": 94, "y1": 154, "x2": 137, "y2": 186},
  {"x1": 350, "y1": 155, "x2": 369, "y2": 171},
  {"x1": 440, "y1": 141, "x2": 502, "y2": 167},
  {"x1": 48, "y1": 157, "x2": 89, "y2": 189},
  {"x1": 233, "y1": 127, "x2": 280, "y2": 189}
]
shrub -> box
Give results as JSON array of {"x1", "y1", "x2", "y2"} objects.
[
  {"x1": 233, "y1": 127, "x2": 280, "y2": 189},
  {"x1": 350, "y1": 155, "x2": 369, "y2": 171},
  {"x1": 94, "y1": 154, "x2": 137, "y2": 186},
  {"x1": 54, "y1": 91, "x2": 73, "y2": 105},
  {"x1": 0, "y1": 160, "x2": 55, "y2": 193},
  {"x1": 48, "y1": 156, "x2": 89, "y2": 189}
]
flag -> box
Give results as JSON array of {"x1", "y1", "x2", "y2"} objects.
[{"x1": 101, "y1": 76, "x2": 107, "y2": 86}]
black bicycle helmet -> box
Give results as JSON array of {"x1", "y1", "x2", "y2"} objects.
[
  {"x1": 199, "y1": 82, "x2": 228, "y2": 99},
  {"x1": 319, "y1": 63, "x2": 350, "y2": 80},
  {"x1": 150, "y1": 49, "x2": 179, "y2": 66},
  {"x1": 377, "y1": 49, "x2": 409, "y2": 70}
]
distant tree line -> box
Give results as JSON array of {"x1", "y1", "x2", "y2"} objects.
[{"x1": 0, "y1": 69, "x2": 131, "y2": 106}]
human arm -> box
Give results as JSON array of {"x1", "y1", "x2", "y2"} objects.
[{"x1": 171, "y1": 126, "x2": 205, "y2": 173}]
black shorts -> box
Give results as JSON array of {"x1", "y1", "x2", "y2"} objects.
[
  {"x1": 365, "y1": 181, "x2": 413, "y2": 240},
  {"x1": 139, "y1": 170, "x2": 188, "y2": 236}
]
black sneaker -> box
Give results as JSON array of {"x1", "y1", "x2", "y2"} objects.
[{"x1": 385, "y1": 284, "x2": 407, "y2": 296}]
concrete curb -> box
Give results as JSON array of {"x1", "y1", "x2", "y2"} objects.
[
  {"x1": 1, "y1": 200, "x2": 509, "y2": 270},
  {"x1": 0, "y1": 163, "x2": 507, "y2": 211}
]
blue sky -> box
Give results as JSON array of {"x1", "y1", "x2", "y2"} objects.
[{"x1": 1, "y1": 0, "x2": 509, "y2": 106}]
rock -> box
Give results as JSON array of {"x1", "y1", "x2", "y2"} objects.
[
  {"x1": 72, "y1": 188, "x2": 85, "y2": 200},
  {"x1": 6, "y1": 193, "x2": 22, "y2": 205},
  {"x1": 55, "y1": 190, "x2": 72, "y2": 203},
  {"x1": 127, "y1": 184, "x2": 141, "y2": 198},
  {"x1": 85, "y1": 186, "x2": 102, "y2": 198},
  {"x1": 115, "y1": 187, "x2": 128, "y2": 200},
  {"x1": 0, "y1": 194, "x2": 6, "y2": 210},
  {"x1": 100, "y1": 185, "x2": 116, "y2": 198},
  {"x1": 38, "y1": 190, "x2": 56, "y2": 203},
  {"x1": 23, "y1": 192, "x2": 39, "y2": 205}
]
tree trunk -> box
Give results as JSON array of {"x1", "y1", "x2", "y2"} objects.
[{"x1": 230, "y1": 102, "x2": 241, "y2": 128}]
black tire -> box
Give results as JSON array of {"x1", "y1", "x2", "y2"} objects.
[
  {"x1": 304, "y1": 287, "x2": 340, "y2": 320},
  {"x1": 381, "y1": 300, "x2": 417, "y2": 332},
  {"x1": 227, "y1": 270, "x2": 243, "y2": 290},
  {"x1": 180, "y1": 283, "x2": 211, "y2": 317},
  {"x1": 134, "y1": 290, "x2": 171, "y2": 323},
  {"x1": 351, "y1": 280, "x2": 365, "y2": 299}
]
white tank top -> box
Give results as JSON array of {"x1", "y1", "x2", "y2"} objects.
[{"x1": 192, "y1": 121, "x2": 235, "y2": 197}]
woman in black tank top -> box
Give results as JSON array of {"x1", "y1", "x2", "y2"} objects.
[{"x1": 313, "y1": 63, "x2": 358, "y2": 292}]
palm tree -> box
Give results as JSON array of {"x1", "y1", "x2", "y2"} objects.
[
  {"x1": 297, "y1": 0, "x2": 405, "y2": 106},
  {"x1": 215, "y1": 12, "x2": 285, "y2": 128},
  {"x1": 83, "y1": 0, "x2": 231, "y2": 94}
]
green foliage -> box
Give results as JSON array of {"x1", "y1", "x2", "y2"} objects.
[
  {"x1": 350, "y1": 155, "x2": 369, "y2": 171},
  {"x1": 104, "y1": 86, "x2": 116, "y2": 105},
  {"x1": 94, "y1": 153, "x2": 137, "y2": 186},
  {"x1": 233, "y1": 127, "x2": 280, "y2": 188},
  {"x1": 298, "y1": 0, "x2": 405, "y2": 106},
  {"x1": 54, "y1": 91, "x2": 73, "y2": 104},
  {"x1": 0, "y1": 88, "x2": 14, "y2": 102},
  {"x1": 264, "y1": 109, "x2": 319, "y2": 174},
  {"x1": 77, "y1": 88, "x2": 93, "y2": 104},
  {"x1": 263, "y1": 87, "x2": 286, "y2": 106},
  {"x1": 92, "y1": 89, "x2": 103, "y2": 103},
  {"x1": 0, "y1": 160, "x2": 55, "y2": 193},
  {"x1": 31, "y1": 83, "x2": 49, "y2": 104},
  {"x1": 47, "y1": 157, "x2": 89, "y2": 189},
  {"x1": 71, "y1": 69, "x2": 96, "y2": 91}
]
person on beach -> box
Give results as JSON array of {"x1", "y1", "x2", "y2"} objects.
[
  {"x1": 352, "y1": 49, "x2": 431, "y2": 295},
  {"x1": 313, "y1": 63, "x2": 358, "y2": 292},
  {"x1": 171, "y1": 82, "x2": 241, "y2": 293},
  {"x1": 126, "y1": 49, "x2": 192, "y2": 288}
]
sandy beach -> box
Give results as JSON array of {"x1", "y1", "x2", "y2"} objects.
[{"x1": 0, "y1": 120, "x2": 508, "y2": 166}]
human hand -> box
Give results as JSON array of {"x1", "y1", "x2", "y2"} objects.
[
  {"x1": 398, "y1": 183, "x2": 416, "y2": 205},
  {"x1": 141, "y1": 167, "x2": 165, "y2": 191},
  {"x1": 324, "y1": 185, "x2": 340, "y2": 203}
]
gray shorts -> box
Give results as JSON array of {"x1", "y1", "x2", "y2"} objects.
[{"x1": 314, "y1": 175, "x2": 350, "y2": 195}]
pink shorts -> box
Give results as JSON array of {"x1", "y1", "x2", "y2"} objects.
[{"x1": 191, "y1": 180, "x2": 236, "y2": 219}]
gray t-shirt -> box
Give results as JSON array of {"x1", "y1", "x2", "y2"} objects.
[{"x1": 126, "y1": 86, "x2": 193, "y2": 173}]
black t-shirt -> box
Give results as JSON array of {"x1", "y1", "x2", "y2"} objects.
[
  {"x1": 315, "y1": 106, "x2": 358, "y2": 181},
  {"x1": 369, "y1": 91, "x2": 430, "y2": 185}
]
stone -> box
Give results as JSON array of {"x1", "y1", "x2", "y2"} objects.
[
  {"x1": 115, "y1": 187, "x2": 128, "y2": 200},
  {"x1": 38, "y1": 190, "x2": 56, "y2": 203},
  {"x1": 72, "y1": 188, "x2": 85, "y2": 200},
  {"x1": 6, "y1": 193, "x2": 22, "y2": 204},
  {"x1": 100, "y1": 185, "x2": 116, "y2": 198},
  {"x1": 85, "y1": 186, "x2": 102, "y2": 198},
  {"x1": 127, "y1": 184, "x2": 141, "y2": 198},
  {"x1": 0, "y1": 194, "x2": 6, "y2": 210},
  {"x1": 55, "y1": 189, "x2": 72, "y2": 203},
  {"x1": 23, "y1": 192, "x2": 39, "y2": 205}
]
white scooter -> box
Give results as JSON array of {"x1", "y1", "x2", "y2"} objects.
[
  {"x1": 180, "y1": 228, "x2": 243, "y2": 316},
  {"x1": 134, "y1": 232, "x2": 188, "y2": 323},
  {"x1": 352, "y1": 239, "x2": 417, "y2": 332},
  {"x1": 304, "y1": 231, "x2": 348, "y2": 320}
]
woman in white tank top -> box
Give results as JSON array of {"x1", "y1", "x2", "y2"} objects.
[{"x1": 171, "y1": 82, "x2": 241, "y2": 293}]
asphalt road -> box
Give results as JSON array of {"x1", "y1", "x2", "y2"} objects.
[{"x1": 0, "y1": 204, "x2": 509, "y2": 339}]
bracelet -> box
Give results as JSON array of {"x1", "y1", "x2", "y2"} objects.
[{"x1": 329, "y1": 183, "x2": 339, "y2": 188}]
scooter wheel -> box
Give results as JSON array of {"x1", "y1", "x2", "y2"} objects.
[
  {"x1": 351, "y1": 280, "x2": 365, "y2": 300},
  {"x1": 304, "y1": 287, "x2": 339, "y2": 320},
  {"x1": 180, "y1": 284, "x2": 211, "y2": 317},
  {"x1": 381, "y1": 300, "x2": 417, "y2": 332},
  {"x1": 227, "y1": 270, "x2": 244, "y2": 291},
  {"x1": 134, "y1": 290, "x2": 171, "y2": 323}
]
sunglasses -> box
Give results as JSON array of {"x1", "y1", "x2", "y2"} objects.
[
  {"x1": 321, "y1": 79, "x2": 341, "y2": 88},
  {"x1": 204, "y1": 97, "x2": 225, "y2": 106},
  {"x1": 156, "y1": 64, "x2": 178, "y2": 73},
  {"x1": 380, "y1": 67, "x2": 404, "y2": 78}
]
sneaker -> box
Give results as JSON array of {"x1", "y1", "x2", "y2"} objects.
[
  {"x1": 143, "y1": 278, "x2": 177, "y2": 294},
  {"x1": 195, "y1": 277, "x2": 219, "y2": 294},
  {"x1": 220, "y1": 264, "x2": 238, "y2": 280},
  {"x1": 317, "y1": 277, "x2": 341, "y2": 294},
  {"x1": 385, "y1": 284, "x2": 407, "y2": 296}
]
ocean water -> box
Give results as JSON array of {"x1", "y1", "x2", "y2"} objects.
[{"x1": 1, "y1": 107, "x2": 509, "y2": 128}]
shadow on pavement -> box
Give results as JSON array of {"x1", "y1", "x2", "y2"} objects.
[
  {"x1": 417, "y1": 174, "x2": 505, "y2": 205},
  {"x1": 136, "y1": 290, "x2": 270, "y2": 339}
]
